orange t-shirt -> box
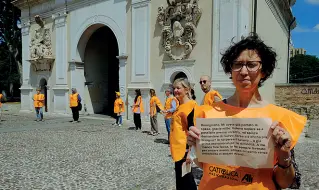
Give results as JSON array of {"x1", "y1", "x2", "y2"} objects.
[
  {"x1": 197, "y1": 101, "x2": 307, "y2": 190},
  {"x1": 114, "y1": 98, "x2": 125, "y2": 114},
  {"x1": 33, "y1": 94, "x2": 45, "y2": 108},
  {"x1": 149, "y1": 96, "x2": 164, "y2": 115},
  {"x1": 202, "y1": 90, "x2": 223, "y2": 106},
  {"x1": 132, "y1": 96, "x2": 144, "y2": 113},
  {"x1": 170, "y1": 100, "x2": 212, "y2": 162},
  {"x1": 0, "y1": 94, "x2": 2, "y2": 107}
]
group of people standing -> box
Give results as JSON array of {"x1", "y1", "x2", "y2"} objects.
[
  {"x1": 32, "y1": 87, "x2": 82, "y2": 122},
  {"x1": 118, "y1": 34, "x2": 306, "y2": 190},
  {"x1": 170, "y1": 34, "x2": 306, "y2": 190},
  {"x1": 29, "y1": 33, "x2": 306, "y2": 190}
]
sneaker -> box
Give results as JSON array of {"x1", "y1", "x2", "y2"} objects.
[{"x1": 118, "y1": 124, "x2": 122, "y2": 127}]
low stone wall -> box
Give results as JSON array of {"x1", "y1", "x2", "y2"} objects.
[{"x1": 275, "y1": 83, "x2": 319, "y2": 119}]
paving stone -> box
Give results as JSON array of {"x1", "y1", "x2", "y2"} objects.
[{"x1": 0, "y1": 104, "x2": 318, "y2": 189}]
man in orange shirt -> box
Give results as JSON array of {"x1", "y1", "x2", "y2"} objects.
[
  {"x1": 199, "y1": 75, "x2": 223, "y2": 106},
  {"x1": 32, "y1": 88, "x2": 45, "y2": 121}
]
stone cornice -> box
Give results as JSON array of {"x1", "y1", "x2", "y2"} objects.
[
  {"x1": 14, "y1": 0, "x2": 109, "y2": 23},
  {"x1": 266, "y1": 0, "x2": 297, "y2": 37},
  {"x1": 11, "y1": 0, "x2": 49, "y2": 9}
]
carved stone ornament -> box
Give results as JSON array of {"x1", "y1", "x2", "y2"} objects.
[
  {"x1": 28, "y1": 15, "x2": 55, "y2": 72},
  {"x1": 157, "y1": 0, "x2": 202, "y2": 60}
]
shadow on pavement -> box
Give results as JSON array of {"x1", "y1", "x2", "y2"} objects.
[
  {"x1": 154, "y1": 138, "x2": 169, "y2": 144},
  {"x1": 127, "y1": 127, "x2": 136, "y2": 130}
]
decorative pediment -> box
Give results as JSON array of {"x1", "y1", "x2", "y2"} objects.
[
  {"x1": 157, "y1": 0, "x2": 202, "y2": 60},
  {"x1": 28, "y1": 15, "x2": 55, "y2": 72}
]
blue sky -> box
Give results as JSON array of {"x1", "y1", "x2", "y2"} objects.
[{"x1": 291, "y1": 0, "x2": 319, "y2": 57}]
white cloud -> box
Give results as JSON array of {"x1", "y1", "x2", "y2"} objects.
[
  {"x1": 305, "y1": 0, "x2": 319, "y2": 5},
  {"x1": 293, "y1": 24, "x2": 319, "y2": 32}
]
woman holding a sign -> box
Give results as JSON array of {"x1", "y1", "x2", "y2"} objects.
[{"x1": 187, "y1": 34, "x2": 306, "y2": 190}]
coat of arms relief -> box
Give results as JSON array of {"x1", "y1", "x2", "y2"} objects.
[
  {"x1": 157, "y1": 0, "x2": 202, "y2": 60},
  {"x1": 28, "y1": 15, "x2": 55, "y2": 72}
]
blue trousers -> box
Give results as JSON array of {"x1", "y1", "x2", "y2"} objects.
[
  {"x1": 165, "y1": 118, "x2": 172, "y2": 142},
  {"x1": 35, "y1": 107, "x2": 43, "y2": 120},
  {"x1": 116, "y1": 115, "x2": 122, "y2": 125}
]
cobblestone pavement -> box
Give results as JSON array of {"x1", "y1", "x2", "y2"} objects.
[{"x1": 0, "y1": 104, "x2": 318, "y2": 190}]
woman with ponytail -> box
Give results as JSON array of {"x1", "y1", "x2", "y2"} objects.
[{"x1": 169, "y1": 78, "x2": 211, "y2": 190}]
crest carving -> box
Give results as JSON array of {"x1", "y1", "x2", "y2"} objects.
[
  {"x1": 157, "y1": 0, "x2": 202, "y2": 60},
  {"x1": 28, "y1": 15, "x2": 54, "y2": 72}
]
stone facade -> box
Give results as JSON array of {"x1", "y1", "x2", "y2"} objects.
[
  {"x1": 275, "y1": 84, "x2": 319, "y2": 119},
  {"x1": 13, "y1": 0, "x2": 297, "y2": 121}
]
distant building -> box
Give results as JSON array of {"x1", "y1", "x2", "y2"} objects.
[{"x1": 290, "y1": 48, "x2": 307, "y2": 58}]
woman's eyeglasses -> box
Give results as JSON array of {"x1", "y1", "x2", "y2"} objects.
[{"x1": 231, "y1": 61, "x2": 262, "y2": 72}]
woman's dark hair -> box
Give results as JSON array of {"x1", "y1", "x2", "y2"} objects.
[
  {"x1": 134, "y1": 89, "x2": 141, "y2": 103},
  {"x1": 220, "y1": 33, "x2": 277, "y2": 87},
  {"x1": 191, "y1": 89, "x2": 196, "y2": 100}
]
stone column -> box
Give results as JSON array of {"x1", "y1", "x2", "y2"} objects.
[
  {"x1": 52, "y1": 11, "x2": 69, "y2": 114},
  {"x1": 20, "y1": 20, "x2": 34, "y2": 112}
]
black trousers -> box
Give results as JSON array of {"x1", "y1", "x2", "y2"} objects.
[
  {"x1": 133, "y1": 113, "x2": 141, "y2": 130},
  {"x1": 175, "y1": 153, "x2": 197, "y2": 190},
  {"x1": 71, "y1": 107, "x2": 79, "y2": 121}
]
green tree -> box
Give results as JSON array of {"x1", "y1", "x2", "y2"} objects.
[
  {"x1": 0, "y1": 0, "x2": 22, "y2": 97},
  {"x1": 289, "y1": 54, "x2": 319, "y2": 83}
]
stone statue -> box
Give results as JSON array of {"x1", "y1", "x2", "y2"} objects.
[
  {"x1": 173, "y1": 21, "x2": 184, "y2": 39},
  {"x1": 30, "y1": 15, "x2": 52, "y2": 59},
  {"x1": 157, "y1": 0, "x2": 202, "y2": 60}
]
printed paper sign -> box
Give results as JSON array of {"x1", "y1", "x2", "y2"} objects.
[{"x1": 196, "y1": 118, "x2": 275, "y2": 169}]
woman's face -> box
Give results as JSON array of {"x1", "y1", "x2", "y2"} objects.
[
  {"x1": 231, "y1": 49, "x2": 265, "y2": 92},
  {"x1": 173, "y1": 82, "x2": 188, "y2": 101}
]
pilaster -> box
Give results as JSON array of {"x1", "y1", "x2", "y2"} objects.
[
  {"x1": 211, "y1": 0, "x2": 250, "y2": 98},
  {"x1": 53, "y1": 10, "x2": 68, "y2": 85},
  {"x1": 52, "y1": 10, "x2": 69, "y2": 113},
  {"x1": 131, "y1": 0, "x2": 151, "y2": 83},
  {"x1": 20, "y1": 20, "x2": 34, "y2": 112}
]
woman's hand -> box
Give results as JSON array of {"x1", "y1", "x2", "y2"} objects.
[
  {"x1": 270, "y1": 121, "x2": 292, "y2": 166},
  {"x1": 187, "y1": 126, "x2": 200, "y2": 146}
]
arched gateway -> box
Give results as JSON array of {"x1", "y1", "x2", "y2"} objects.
[
  {"x1": 75, "y1": 23, "x2": 121, "y2": 116},
  {"x1": 72, "y1": 23, "x2": 125, "y2": 116}
]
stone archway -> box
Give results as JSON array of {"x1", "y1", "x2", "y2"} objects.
[
  {"x1": 39, "y1": 78, "x2": 48, "y2": 112},
  {"x1": 82, "y1": 25, "x2": 119, "y2": 116},
  {"x1": 171, "y1": 71, "x2": 188, "y2": 83}
]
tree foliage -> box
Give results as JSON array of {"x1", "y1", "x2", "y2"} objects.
[
  {"x1": 0, "y1": 0, "x2": 22, "y2": 97},
  {"x1": 289, "y1": 54, "x2": 319, "y2": 83}
]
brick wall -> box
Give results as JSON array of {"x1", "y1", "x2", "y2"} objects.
[{"x1": 275, "y1": 84, "x2": 319, "y2": 119}]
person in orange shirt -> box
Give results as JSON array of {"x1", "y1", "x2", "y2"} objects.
[
  {"x1": 199, "y1": 75, "x2": 223, "y2": 106},
  {"x1": 162, "y1": 87, "x2": 179, "y2": 144},
  {"x1": 149, "y1": 89, "x2": 164, "y2": 136},
  {"x1": 113, "y1": 91, "x2": 125, "y2": 126},
  {"x1": 0, "y1": 93, "x2": 4, "y2": 120},
  {"x1": 69, "y1": 88, "x2": 82, "y2": 122},
  {"x1": 170, "y1": 78, "x2": 198, "y2": 190},
  {"x1": 187, "y1": 34, "x2": 306, "y2": 190},
  {"x1": 131, "y1": 89, "x2": 144, "y2": 130},
  {"x1": 32, "y1": 87, "x2": 45, "y2": 121}
]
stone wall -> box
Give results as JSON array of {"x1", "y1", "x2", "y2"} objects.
[{"x1": 275, "y1": 84, "x2": 319, "y2": 119}]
